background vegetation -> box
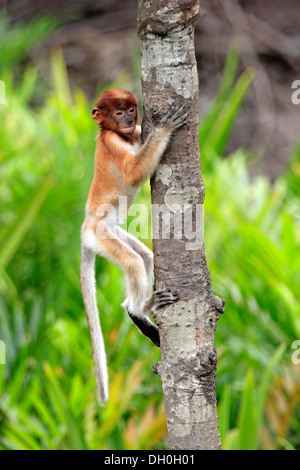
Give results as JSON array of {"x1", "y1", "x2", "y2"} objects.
[{"x1": 0, "y1": 15, "x2": 299, "y2": 450}]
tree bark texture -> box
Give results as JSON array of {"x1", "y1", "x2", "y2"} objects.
[{"x1": 138, "y1": 0, "x2": 225, "y2": 450}]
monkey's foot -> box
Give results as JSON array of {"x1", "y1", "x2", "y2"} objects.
[
  {"x1": 124, "y1": 290, "x2": 180, "y2": 348},
  {"x1": 146, "y1": 288, "x2": 180, "y2": 313}
]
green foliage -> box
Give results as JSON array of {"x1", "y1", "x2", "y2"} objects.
[
  {"x1": 285, "y1": 138, "x2": 300, "y2": 199},
  {"x1": 0, "y1": 14, "x2": 58, "y2": 74},
  {"x1": 200, "y1": 47, "x2": 253, "y2": 167},
  {"x1": 0, "y1": 16, "x2": 299, "y2": 449},
  {"x1": 219, "y1": 345, "x2": 286, "y2": 450}
]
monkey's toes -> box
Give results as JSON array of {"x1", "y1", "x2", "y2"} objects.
[
  {"x1": 153, "y1": 289, "x2": 180, "y2": 310},
  {"x1": 153, "y1": 288, "x2": 178, "y2": 299}
]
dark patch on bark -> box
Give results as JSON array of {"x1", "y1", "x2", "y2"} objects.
[{"x1": 138, "y1": 0, "x2": 201, "y2": 38}]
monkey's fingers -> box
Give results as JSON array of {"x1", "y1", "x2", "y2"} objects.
[
  {"x1": 159, "y1": 104, "x2": 176, "y2": 124},
  {"x1": 165, "y1": 104, "x2": 188, "y2": 129},
  {"x1": 167, "y1": 104, "x2": 185, "y2": 122},
  {"x1": 160, "y1": 103, "x2": 185, "y2": 124},
  {"x1": 172, "y1": 111, "x2": 189, "y2": 129}
]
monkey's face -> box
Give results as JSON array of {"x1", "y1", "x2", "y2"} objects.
[
  {"x1": 92, "y1": 89, "x2": 138, "y2": 136},
  {"x1": 113, "y1": 106, "x2": 137, "y2": 135}
]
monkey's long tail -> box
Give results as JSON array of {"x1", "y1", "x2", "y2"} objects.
[{"x1": 80, "y1": 246, "x2": 108, "y2": 405}]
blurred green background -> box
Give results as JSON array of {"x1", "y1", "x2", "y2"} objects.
[{"x1": 0, "y1": 13, "x2": 300, "y2": 450}]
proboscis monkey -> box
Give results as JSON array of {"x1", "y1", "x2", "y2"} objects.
[{"x1": 80, "y1": 88, "x2": 188, "y2": 404}]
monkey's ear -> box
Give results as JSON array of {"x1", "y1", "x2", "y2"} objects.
[{"x1": 92, "y1": 107, "x2": 102, "y2": 124}]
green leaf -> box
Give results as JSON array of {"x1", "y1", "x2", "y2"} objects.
[
  {"x1": 256, "y1": 343, "x2": 286, "y2": 422},
  {"x1": 238, "y1": 370, "x2": 259, "y2": 450},
  {"x1": 203, "y1": 68, "x2": 254, "y2": 157},
  {"x1": 218, "y1": 384, "x2": 231, "y2": 446},
  {"x1": 0, "y1": 179, "x2": 52, "y2": 270}
]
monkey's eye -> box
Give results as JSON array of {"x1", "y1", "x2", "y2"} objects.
[
  {"x1": 115, "y1": 110, "x2": 124, "y2": 117},
  {"x1": 128, "y1": 108, "x2": 135, "y2": 114}
]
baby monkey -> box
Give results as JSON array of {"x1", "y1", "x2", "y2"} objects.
[{"x1": 80, "y1": 88, "x2": 188, "y2": 404}]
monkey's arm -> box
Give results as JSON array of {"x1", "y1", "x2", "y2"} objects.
[
  {"x1": 124, "y1": 125, "x2": 172, "y2": 186},
  {"x1": 120, "y1": 104, "x2": 187, "y2": 187}
]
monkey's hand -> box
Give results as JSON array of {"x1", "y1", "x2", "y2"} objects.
[{"x1": 159, "y1": 103, "x2": 188, "y2": 131}]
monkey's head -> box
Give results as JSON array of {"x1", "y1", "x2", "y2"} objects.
[{"x1": 92, "y1": 88, "x2": 138, "y2": 136}]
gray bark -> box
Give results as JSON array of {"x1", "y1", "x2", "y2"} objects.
[{"x1": 138, "y1": 0, "x2": 224, "y2": 450}]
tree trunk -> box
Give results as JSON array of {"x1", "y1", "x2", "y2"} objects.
[{"x1": 137, "y1": 0, "x2": 225, "y2": 450}]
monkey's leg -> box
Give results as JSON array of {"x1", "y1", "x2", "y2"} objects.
[
  {"x1": 115, "y1": 226, "x2": 154, "y2": 297},
  {"x1": 128, "y1": 289, "x2": 180, "y2": 347},
  {"x1": 114, "y1": 227, "x2": 180, "y2": 347},
  {"x1": 94, "y1": 223, "x2": 161, "y2": 345}
]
